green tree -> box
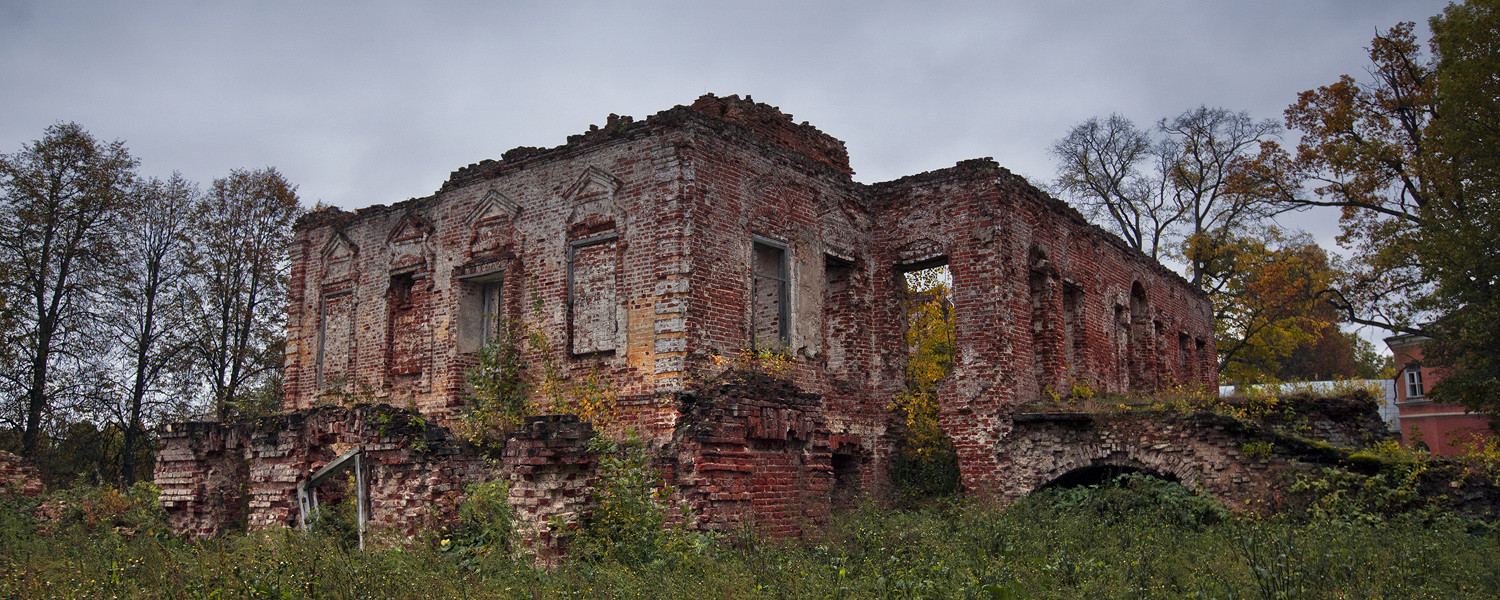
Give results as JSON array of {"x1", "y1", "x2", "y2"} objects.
[
  {"x1": 1421, "y1": 0, "x2": 1500, "y2": 412},
  {"x1": 188, "y1": 168, "x2": 301, "y2": 421},
  {"x1": 0, "y1": 123, "x2": 136, "y2": 456}
]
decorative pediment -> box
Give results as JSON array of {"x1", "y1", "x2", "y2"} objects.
[
  {"x1": 386, "y1": 212, "x2": 433, "y2": 245},
  {"x1": 320, "y1": 232, "x2": 358, "y2": 283},
  {"x1": 566, "y1": 166, "x2": 622, "y2": 228},
  {"x1": 564, "y1": 165, "x2": 622, "y2": 202},
  {"x1": 466, "y1": 189, "x2": 521, "y2": 225},
  {"x1": 321, "y1": 232, "x2": 357, "y2": 262}
]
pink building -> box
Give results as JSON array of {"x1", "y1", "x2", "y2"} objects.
[{"x1": 1386, "y1": 333, "x2": 1493, "y2": 456}]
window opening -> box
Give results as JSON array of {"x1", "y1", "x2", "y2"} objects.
[
  {"x1": 1062, "y1": 283, "x2": 1084, "y2": 377},
  {"x1": 892, "y1": 261, "x2": 959, "y2": 500},
  {"x1": 831, "y1": 451, "x2": 861, "y2": 506},
  {"x1": 479, "y1": 281, "x2": 502, "y2": 344},
  {"x1": 455, "y1": 264, "x2": 505, "y2": 354},
  {"x1": 752, "y1": 238, "x2": 789, "y2": 351}
]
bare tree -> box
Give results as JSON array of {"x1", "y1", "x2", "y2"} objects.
[
  {"x1": 188, "y1": 168, "x2": 301, "y2": 421},
  {"x1": 1159, "y1": 107, "x2": 1282, "y2": 286},
  {"x1": 0, "y1": 123, "x2": 136, "y2": 456},
  {"x1": 101, "y1": 174, "x2": 199, "y2": 484},
  {"x1": 1053, "y1": 107, "x2": 1282, "y2": 284},
  {"x1": 1051, "y1": 114, "x2": 1181, "y2": 260}
]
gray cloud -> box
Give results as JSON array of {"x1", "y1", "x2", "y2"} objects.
[{"x1": 1, "y1": 0, "x2": 1449, "y2": 251}]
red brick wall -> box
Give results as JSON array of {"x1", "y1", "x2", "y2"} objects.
[
  {"x1": 866, "y1": 159, "x2": 1216, "y2": 492},
  {"x1": 273, "y1": 93, "x2": 1217, "y2": 515},
  {"x1": 155, "y1": 405, "x2": 495, "y2": 538},
  {"x1": 671, "y1": 374, "x2": 833, "y2": 536}
]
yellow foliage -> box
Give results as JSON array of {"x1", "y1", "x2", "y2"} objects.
[
  {"x1": 705, "y1": 346, "x2": 795, "y2": 381},
  {"x1": 894, "y1": 267, "x2": 956, "y2": 459}
]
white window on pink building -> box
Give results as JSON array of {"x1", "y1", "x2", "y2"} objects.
[{"x1": 1405, "y1": 367, "x2": 1425, "y2": 400}]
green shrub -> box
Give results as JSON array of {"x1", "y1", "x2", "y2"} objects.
[
  {"x1": 576, "y1": 434, "x2": 676, "y2": 565},
  {"x1": 440, "y1": 479, "x2": 516, "y2": 571}
]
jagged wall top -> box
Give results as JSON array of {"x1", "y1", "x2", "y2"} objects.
[{"x1": 685, "y1": 94, "x2": 852, "y2": 175}]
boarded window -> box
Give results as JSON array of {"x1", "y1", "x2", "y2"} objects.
[
  {"x1": 1114, "y1": 305, "x2": 1130, "y2": 391},
  {"x1": 1195, "y1": 338, "x2": 1208, "y2": 379},
  {"x1": 1178, "y1": 332, "x2": 1194, "y2": 383},
  {"x1": 388, "y1": 274, "x2": 424, "y2": 376},
  {"x1": 1029, "y1": 269, "x2": 1055, "y2": 388},
  {"x1": 823, "y1": 254, "x2": 856, "y2": 368},
  {"x1": 317, "y1": 290, "x2": 354, "y2": 388},
  {"x1": 752, "y1": 239, "x2": 789, "y2": 351},
  {"x1": 570, "y1": 236, "x2": 618, "y2": 355},
  {"x1": 1128, "y1": 283, "x2": 1150, "y2": 391}
]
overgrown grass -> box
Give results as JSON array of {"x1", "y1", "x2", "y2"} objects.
[{"x1": 4, "y1": 475, "x2": 1498, "y2": 599}]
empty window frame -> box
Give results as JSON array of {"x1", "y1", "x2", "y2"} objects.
[
  {"x1": 478, "y1": 280, "x2": 502, "y2": 345},
  {"x1": 752, "y1": 237, "x2": 790, "y2": 351},
  {"x1": 569, "y1": 234, "x2": 619, "y2": 355}
]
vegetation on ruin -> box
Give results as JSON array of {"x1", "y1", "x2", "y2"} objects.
[
  {"x1": 6, "y1": 466, "x2": 1500, "y2": 599},
  {"x1": 459, "y1": 311, "x2": 619, "y2": 451}
]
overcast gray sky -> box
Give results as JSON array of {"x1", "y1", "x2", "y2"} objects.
[{"x1": 1, "y1": 1, "x2": 1450, "y2": 252}]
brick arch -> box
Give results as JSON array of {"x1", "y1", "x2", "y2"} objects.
[
  {"x1": 990, "y1": 413, "x2": 1302, "y2": 509},
  {"x1": 1027, "y1": 446, "x2": 1202, "y2": 495}
]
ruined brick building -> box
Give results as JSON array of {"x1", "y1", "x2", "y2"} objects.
[{"x1": 157, "y1": 94, "x2": 1228, "y2": 540}]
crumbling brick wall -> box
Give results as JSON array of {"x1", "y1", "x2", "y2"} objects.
[
  {"x1": 504, "y1": 415, "x2": 597, "y2": 562},
  {"x1": 867, "y1": 159, "x2": 1217, "y2": 492},
  {"x1": 671, "y1": 374, "x2": 833, "y2": 536},
  {"x1": 155, "y1": 405, "x2": 493, "y2": 538},
  {"x1": 0, "y1": 450, "x2": 44, "y2": 498},
  {"x1": 175, "y1": 93, "x2": 1221, "y2": 538},
  {"x1": 996, "y1": 394, "x2": 1392, "y2": 511}
]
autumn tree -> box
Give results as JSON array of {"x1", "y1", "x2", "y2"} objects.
[
  {"x1": 188, "y1": 168, "x2": 301, "y2": 421},
  {"x1": 1211, "y1": 229, "x2": 1343, "y2": 384},
  {"x1": 1242, "y1": 1, "x2": 1499, "y2": 410},
  {"x1": 0, "y1": 123, "x2": 136, "y2": 457},
  {"x1": 100, "y1": 174, "x2": 199, "y2": 484}
]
